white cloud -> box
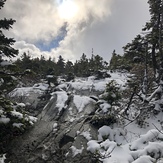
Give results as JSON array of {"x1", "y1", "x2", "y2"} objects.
[
  {"x1": 1, "y1": 0, "x2": 150, "y2": 62},
  {"x1": 1, "y1": 0, "x2": 64, "y2": 42},
  {"x1": 14, "y1": 41, "x2": 51, "y2": 59}
]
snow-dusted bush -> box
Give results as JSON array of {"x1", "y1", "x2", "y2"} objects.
[
  {"x1": 66, "y1": 72, "x2": 75, "y2": 82},
  {"x1": 0, "y1": 96, "x2": 37, "y2": 153},
  {"x1": 46, "y1": 75, "x2": 58, "y2": 86},
  {"x1": 90, "y1": 114, "x2": 117, "y2": 128},
  {"x1": 90, "y1": 81, "x2": 122, "y2": 128},
  {"x1": 130, "y1": 129, "x2": 163, "y2": 162},
  {"x1": 101, "y1": 80, "x2": 121, "y2": 107},
  {"x1": 86, "y1": 126, "x2": 127, "y2": 161}
]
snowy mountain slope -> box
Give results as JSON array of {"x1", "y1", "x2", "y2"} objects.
[{"x1": 4, "y1": 71, "x2": 163, "y2": 163}]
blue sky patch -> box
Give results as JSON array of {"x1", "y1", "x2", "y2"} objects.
[{"x1": 35, "y1": 23, "x2": 67, "y2": 52}]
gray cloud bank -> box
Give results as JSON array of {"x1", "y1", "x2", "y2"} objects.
[{"x1": 0, "y1": 0, "x2": 150, "y2": 62}]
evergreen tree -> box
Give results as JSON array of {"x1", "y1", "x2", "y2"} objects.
[
  {"x1": 78, "y1": 53, "x2": 89, "y2": 76},
  {"x1": 122, "y1": 0, "x2": 163, "y2": 77},
  {"x1": 109, "y1": 50, "x2": 118, "y2": 70},
  {"x1": 65, "y1": 60, "x2": 74, "y2": 74},
  {"x1": 121, "y1": 0, "x2": 163, "y2": 103},
  {"x1": 0, "y1": 1, "x2": 18, "y2": 58},
  {"x1": 0, "y1": 0, "x2": 18, "y2": 93},
  {"x1": 0, "y1": 0, "x2": 37, "y2": 153},
  {"x1": 74, "y1": 53, "x2": 108, "y2": 77},
  {"x1": 123, "y1": 35, "x2": 146, "y2": 63},
  {"x1": 56, "y1": 55, "x2": 65, "y2": 75},
  {"x1": 73, "y1": 60, "x2": 80, "y2": 76},
  {"x1": 109, "y1": 50, "x2": 128, "y2": 71},
  {"x1": 93, "y1": 54, "x2": 104, "y2": 71},
  {"x1": 21, "y1": 52, "x2": 32, "y2": 69},
  {"x1": 89, "y1": 54, "x2": 95, "y2": 72},
  {"x1": 143, "y1": 0, "x2": 163, "y2": 77}
]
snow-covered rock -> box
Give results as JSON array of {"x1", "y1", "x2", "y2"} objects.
[
  {"x1": 6, "y1": 72, "x2": 163, "y2": 163},
  {"x1": 8, "y1": 83, "x2": 49, "y2": 116}
]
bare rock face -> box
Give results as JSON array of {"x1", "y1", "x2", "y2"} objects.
[{"x1": 6, "y1": 87, "x2": 101, "y2": 163}]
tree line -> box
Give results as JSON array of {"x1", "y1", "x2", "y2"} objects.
[{"x1": 14, "y1": 52, "x2": 109, "y2": 80}]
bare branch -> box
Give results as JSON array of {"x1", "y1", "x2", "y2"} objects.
[{"x1": 152, "y1": 123, "x2": 163, "y2": 135}]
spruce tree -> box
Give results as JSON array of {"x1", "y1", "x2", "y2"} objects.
[
  {"x1": 65, "y1": 60, "x2": 73, "y2": 74},
  {"x1": 56, "y1": 55, "x2": 65, "y2": 75},
  {"x1": 143, "y1": 0, "x2": 163, "y2": 77},
  {"x1": 0, "y1": 0, "x2": 37, "y2": 153},
  {"x1": 0, "y1": 0, "x2": 18, "y2": 94},
  {"x1": 123, "y1": 0, "x2": 163, "y2": 79},
  {"x1": 123, "y1": 35, "x2": 146, "y2": 63},
  {"x1": 0, "y1": 1, "x2": 18, "y2": 58},
  {"x1": 122, "y1": 0, "x2": 163, "y2": 104}
]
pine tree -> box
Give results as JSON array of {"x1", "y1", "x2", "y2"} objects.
[
  {"x1": 122, "y1": 0, "x2": 163, "y2": 105},
  {"x1": 65, "y1": 60, "x2": 74, "y2": 74},
  {"x1": 123, "y1": 35, "x2": 146, "y2": 63},
  {"x1": 122, "y1": 0, "x2": 163, "y2": 78},
  {"x1": 0, "y1": 1, "x2": 37, "y2": 153},
  {"x1": 78, "y1": 53, "x2": 89, "y2": 76},
  {"x1": 0, "y1": 1, "x2": 18, "y2": 58},
  {"x1": 56, "y1": 55, "x2": 65, "y2": 75},
  {"x1": 143, "y1": 0, "x2": 163, "y2": 77},
  {"x1": 0, "y1": 0, "x2": 19, "y2": 94},
  {"x1": 93, "y1": 55, "x2": 104, "y2": 71}
]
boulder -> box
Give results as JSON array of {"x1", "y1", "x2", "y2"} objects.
[{"x1": 6, "y1": 89, "x2": 100, "y2": 163}]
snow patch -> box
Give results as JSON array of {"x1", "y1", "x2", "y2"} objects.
[
  {"x1": 73, "y1": 95, "x2": 93, "y2": 113},
  {"x1": 11, "y1": 110, "x2": 23, "y2": 119},
  {"x1": 0, "y1": 154, "x2": 6, "y2": 163},
  {"x1": 0, "y1": 116, "x2": 10, "y2": 124},
  {"x1": 87, "y1": 140, "x2": 100, "y2": 153},
  {"x1": 13, "y1": 123, "x2": 24, "y2": 128},
  {"x1": 70, "y1": 146, "x2": 84, "y2": 157},
  {"x1": 80, "y1": 130, "x2": 92, "y2": 140},
  {"x1": 53, "y1": 122, "x2": 58, "y2": 132},
  {"x1": 55, "y1": 91, "x2": 68, "y2": 113}
]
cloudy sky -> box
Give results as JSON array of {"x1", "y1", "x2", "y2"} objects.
[{"x1": 1, "y1": 0, "x2": 150, "y2": 62}]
